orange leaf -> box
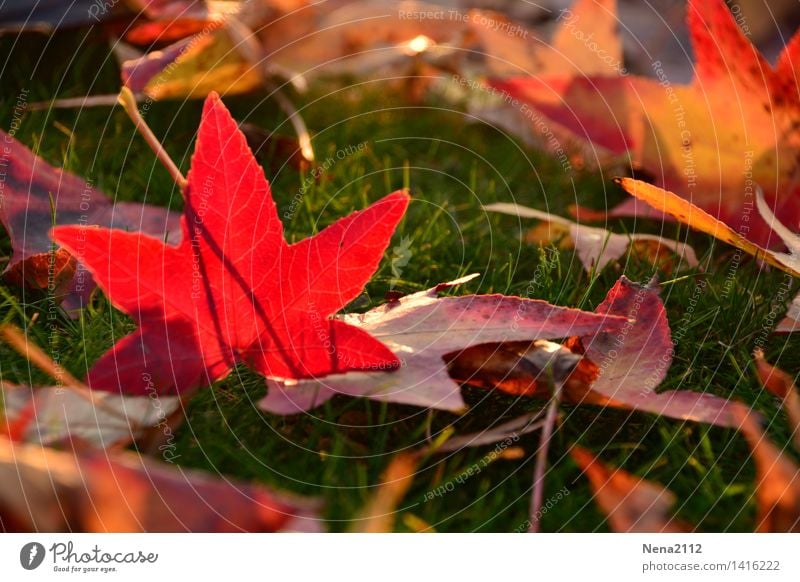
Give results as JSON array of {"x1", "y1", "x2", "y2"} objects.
[
  {"x1": 617, "y1": 177, "x2": 800, "y2": 278},
  {"x1": 732, "y1": 406, "x2": 800, "y2": 532},
  {"x1": 571, "y1": 446, "x2": 688, "y2": 532},
  {"x1": 351, "y1": 453, "x2": 419, "y2": 533},
  {"x1": 753, "y1": 351, "x2": 800, "y2": 450}
]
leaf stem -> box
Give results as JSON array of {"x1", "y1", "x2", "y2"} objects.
[
  {"x1": 528, "y1": 377, "x2": 563, "y2": 533},
  {"x1": 117, "y1": 87, "x2": 187, "y2": 191},
  {"x1": 224, "y1": 16, "x2": 315, "y2": 162}
]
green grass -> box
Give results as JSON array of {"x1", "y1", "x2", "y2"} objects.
[{"x1": 1, "y1": 29, "x2": 799, "y2": 532}]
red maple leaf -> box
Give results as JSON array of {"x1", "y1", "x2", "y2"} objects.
[{"x1": 52, "y1": 92, "x2": 408, "y2": 395}]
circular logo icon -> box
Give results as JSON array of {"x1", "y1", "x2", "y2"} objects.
[{"x1": 20, "y1": 542, "x2": 46, "y2": 570}]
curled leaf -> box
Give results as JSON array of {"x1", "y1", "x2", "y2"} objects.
[
  {"x1": 618, "y1": 178, "x2": 800, "y2": 277},
  {"x1": 445, "y1": 339, "x2": 598, "y2": 399}
]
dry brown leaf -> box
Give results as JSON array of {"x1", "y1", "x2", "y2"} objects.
[
  {"x1": 4, "y1": 248, "x2": 77, "y2": 298},
  {"x1": 445, "y1": 339, "x2": 598, "y2": 399}
]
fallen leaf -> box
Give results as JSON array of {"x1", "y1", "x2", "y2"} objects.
[
  {"x1": 618, "y1": 177, "x2": 800, "y2": 335},
  {"x1": 127, "y1": 0, "x2": 212, "y2": 20},
  {"x1": 103, "y1": 0, "x2": 228, "y2": 47},
  {"x1": 753, "y1": 351, "x2": 800, "y2": 450},
  {"x1": 571, "y1": 446, "x2": 688, "y2": 532},
  {"x1": 122, "y1": 0, "x2": 467, "y2": 100},
  {"x1": 123, "y1": 21, "x2": 258, "y2": 98},
  {"x1": 259, "y1": 274, "x2": 630, "y2": 414},
  {"x1": 0, "y1": 436, "x2": 321, "y2": 532},
  {"x1": 470, "y1": 0, "x2": 623, "y2": 79},
  {"x1": 0, "y1": 437, "x2": 83, "y2": 531},
  {"x1": 0, "y1": 129, "x2": 181, "y2": 307},
  {"x1": 119, "y1": 0, "x2": 237, "y2": 47},
  {"x1": 52, "y1": 92, "x2": 408, "y2": 395},
  {"x1": 575, "y1": 276, "x2": 745, "y2": 427},
  {"x1": 435, "y1": 276, "x2": 747, "y2": 427},
  {"x1": 4, "y1": 248, "x2": 77, "y2": 299},
  {"x1": 462, "y1": 0, "x2": 623, "y2": 164},
  {"x1": 491, "y1": 0, "x2": 800, "y2": 247},
  {"x1": 123, "y1": 18, "x2": 214, "y2": 46},
  {"x1": 732, "y1": 405, "x2": 800, "y2": 532},
  {"x1": 1, "y1": 383, "x2": 180, "y2": 449},
  {"x1": 122, "y1": 35, "x2": 203, "y2": 93},
  {"x1": 618, "y1": 178, "x2": 800, "y2": 277},
  {"x1": 484, "y1": 202, "x2": 698, "y2": 274},
  {"x1": 445, "y1": 342, "x2": 548, "y2": 397}
]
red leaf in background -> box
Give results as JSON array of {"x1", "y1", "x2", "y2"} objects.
[
  {"x1": 118, "y1": 0, "x2": 236, "y2": 46},
  {"x1": 52, "y1": 92, "x2": 408, "y2": 395},
  {"x1": 490, "y1": 0, "x2": 800, "y2": 247},
  {"x1": 0, "y1": 129, "x2": 181, "y2": 308}
]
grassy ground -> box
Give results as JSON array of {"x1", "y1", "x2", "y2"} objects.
[{"x1": 1, "y1": 29, "x2": 799, "y2": 532}]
